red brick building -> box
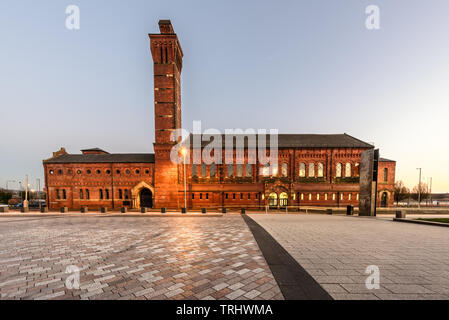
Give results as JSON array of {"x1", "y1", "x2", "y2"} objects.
[{"x1": 43, "y1": 20, "x2": 395, "y2": 211}]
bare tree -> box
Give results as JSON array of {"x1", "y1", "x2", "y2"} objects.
[
  {"x1": 394, "y1": 181, "x2": 410, "y2": 204},
  {"x1": 411, "y1": 182, "x2": 429, "y2": 203}
]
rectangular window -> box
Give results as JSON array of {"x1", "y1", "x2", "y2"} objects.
[
  {"x1": 248, "y1": 193, "x2": 251, "y2": 200},
  {"x1": 357, "y1": 193, "x2": 359, "y2": 201},
  {"x1": 340, "y1": 193, "x2": 344, "y2": 201},
  {"x1": 332, "y1": 193, "x2": 336, "y2": 201},
  {"x1": 236, "y1": 164, "x2": 243, "y2": 177},
  {"x1": 255, "y1": 193, "x2": 258, "y2": 200},
  {"x1": 348, "y1": 194, "x2": 352, "y2": 201},
  {"x1": 119, "y1": 189, "x2": 123, "y2": 199},
  {"x1": 325, "y1": 193, "x2": 328, "y2": 201},
  {"x1": 200, "y1": 193, "x2": 203, "y2": 200},
  {"x1": 206, "y1": 193, "x2": 209, "y2": 200},
  {"x1": 210, "y1": 164, "x2": 216, "y2": 177},
  {"x1": 317, "y1": 194, "x2": 320, "y2": 200},
  {"x1": 227, "y1": 164, "x2": 234, "y2": 178},
  {"x1": 62, "y1": 189, "x2": 67, "y2": 200},
  {"x1": 233, "y1": 193, "x2": 236, "y2": 199},
  {"x1": 240, "y1": 193, "x2": 243, "y2": 200},
  {"x1": 192, "y1": 193, "x2": 195, "y2": 199},
  {"x1": 86, "y1": 189, "x2": 90, "y2": 200},
  {"x1": 308, "y1": 193, "x2": 312, "y2": 201},
  {"x1": 56, "y1": 189, "x2": 60, "y2": 200},
  {"x1": 99, "y1": 189, "x2": 103, "y2": 200},
  {"x1": 124, "y1": 189, "x2": 129, "y2": 200},
  {"x1": 301, "y1": 193, "x2": 304, "y2": 200},
  {"x1": 225, "y1": 193, "x2": 228, "y2": 199},
  {"x1": 246, "y1": 164, "x2": 252, "y2": 177},
  {"x1": 80, "y1": 189, "x2": 84, "y2": 200}
]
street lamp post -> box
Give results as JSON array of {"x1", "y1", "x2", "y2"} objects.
[
  {"x1": 181, "y1": 148, "x2": 187, "y2": 211},
  {"x1": 24, "y1": 175, "x2": 29, "y2": 209}
]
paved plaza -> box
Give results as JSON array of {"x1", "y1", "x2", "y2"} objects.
[
  {"x1": 249, "y1": 214, "x2": 449, "y2": 300},
  {"x1": 1, "y1": 213, "x2": 448, "y2": 300},
  {"x1": 0, "y1": 215, "x2": 282, "y2": 300}
]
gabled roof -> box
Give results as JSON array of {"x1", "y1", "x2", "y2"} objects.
[
  {"x1": 44, "y1": 153, "x2": 155, "y2": 164},
  {"x1": 183, "y1": 133, "x2": 374, "y2": 149}
]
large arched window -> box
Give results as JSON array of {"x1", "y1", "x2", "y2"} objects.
[
  {"x1": 299, "y1": 162, "x2": 306, "y2": 177},
  {"x1": 336, "y1": 163, "x2": 342, "y2": 178},
  {"x1": 246, "y1": 164, "x2": 252, "y2": 177},
  {"x1": 383, "y1": 168, "x2": 388, "y2": 182},
  {"x1": 281, "y1": 163, "x2": 288, "y2": 177},
  {"x1": 308, "y1": 163, "x2": 315, "y2": 177},
  {"x1": 227, "y1": 164, "x2": 234, "y2": 177},
  {"x1": 317, "y1": 163, "x2": 324, "y2": 177},
  {"x1": 345, "y1": 163, "x2": 351, "y2": 177},
  {"x1": 355, "y1": 163, "x2": 360, "y2": 177}
]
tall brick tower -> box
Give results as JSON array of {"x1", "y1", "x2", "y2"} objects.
[{"x1": 149, "y1": 20, "x2": 183, "y2": 208}]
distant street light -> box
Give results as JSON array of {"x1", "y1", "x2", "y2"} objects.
[{"x1": 416, "y1": 168, "x2": 422, "y2": 209}]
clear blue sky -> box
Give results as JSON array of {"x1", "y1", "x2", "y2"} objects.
[{"x1": 1, "y1": 0, "x2": 448, "y2": 192}]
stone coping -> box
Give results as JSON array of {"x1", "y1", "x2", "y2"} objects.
[{"x1": 393, "y1": 218, "x2": 449, "y2": 228}]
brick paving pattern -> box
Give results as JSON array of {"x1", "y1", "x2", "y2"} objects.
[
  {"x1": 0, "y1": 215, "x2": 283, "y2": 300},
  {"x1": 249, "y1": 214, "x2": 449, "y2": 300}
]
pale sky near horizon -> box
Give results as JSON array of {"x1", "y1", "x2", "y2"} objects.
[{"x1": 1, "y1": 0, "x2": 448, "y2": 192}]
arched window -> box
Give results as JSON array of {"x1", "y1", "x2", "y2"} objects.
[
  {"x1": 383, "y1": 168, "x2": 388, "y2": 182},
  {"x1": 119, "y1": 189, "x2": 123, "y2": 199},
  {"x1": 281, "y1": 163, "x2": 288, "y2": 177},
  {"x1": 336, "y1": 163, "x2": 342, "y2": 177},
  {"x1": 105, "y1": 189, "x2": 110, "y2": 200},
  {"x1": 317, "y1": 163, "x2": 324, "y2": 177},
  {"x1": 227, "y1": 164, "x2": 234, "y2": 177},
  {"x1": 299, "y1": 163, "x2": 306, "y2": 177},
  {"x1": 268, "y1": 192, "x2": 278, "y2": 208},
  {"x1": 279, "y1": 192, "x2": 288, "y2": 208},
  {"x1": 308, "y1": 163, "x2": 315, "y2": 177},
  {"x1": 236, "y1": 164, "x2": 243, "y2": 177},
  {"x1": 99, "y1": 189, "x2": 103, "y2": 200},
  {"x1": 345, "y1": 163, "x2": 351, "y2": 177},
  {"x1": 355, "y1": 163, "x2": 360, "y2": 177},
  {"x1": 246, "y1": 164, "x2": 252, "y2": 177},
  {"x1": 86, "y1": 189, "x2": 90, "y2": 200},
  {"x1": 210, "y1": 164, "x2": 216, "y2": 177},
  {"x1": 80, "y1": 189, "x2": 84, "y2": 200},
  {"x1": 201, "y1": 163, "x2": 207, "y2": 177},
  {"x1": 192, "y1": 164, "x2": 198, "y2": 177}
]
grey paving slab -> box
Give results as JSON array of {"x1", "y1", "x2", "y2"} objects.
[{"x1": 249, "y1": 214, "x2": 449, "y2": 300}]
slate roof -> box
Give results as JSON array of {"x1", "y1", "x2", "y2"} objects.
[
  {"x1": 379, "y1": 158, "x2": 396, "y2": 162},
  {"x1": 44, "y1": 153, "x2": 155, "y2": 164},
  {"x1": 183, "y1": 133, "x2": 374, "y2": 149}
]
